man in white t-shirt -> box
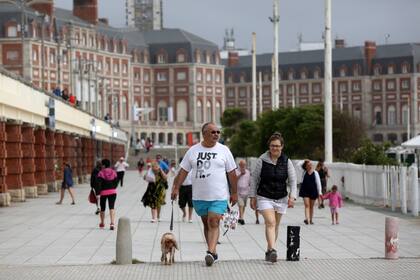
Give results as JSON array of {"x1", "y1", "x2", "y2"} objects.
[{"x1": 171, "y1": 122, "x2": 238, "y2": 267}]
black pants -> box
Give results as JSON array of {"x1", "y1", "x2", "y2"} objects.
[
  {"x1": 100, "y1": 194, "x2": 117, "y2": 211},
  {"x1": 178, "y1": 185, "x2": 193, "y2": 208},
  {"x1": 117, "y1": 171, "x2": 125, "y2": 187}
]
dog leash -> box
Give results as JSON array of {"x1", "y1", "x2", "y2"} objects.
[{"x1": 170, "y1": 200, "x2": 174, "y2": 231}]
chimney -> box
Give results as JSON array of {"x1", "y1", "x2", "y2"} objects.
[
  {"x1": 98, "y1": 18, "x2": 109, "y2": 26},
  {"x1": 73, "y1": 0, "x2": 98, "y2": 25},
  {"x1": 364, "y1": 41, "x2": 377, "y2": 75},
  {"x1": 29, "y1": 2, "x2": 54, "y2": 17},
  {"x1": 228, "y1": 51, "x2": 239, "y2": 67},
  {"x1": 335, "y1": 39, "x2": 345, "y2": 48}
]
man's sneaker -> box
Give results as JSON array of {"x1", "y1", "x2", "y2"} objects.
[
  {"x1": 265, "y1": 249, "x2": 277, "y2": 263},
  {"x1": 205, "y1": 251, "x2": 218, "y2": 266},
  {"x1": 238, "y1": 219, "x2": 245, "y2": 225}
]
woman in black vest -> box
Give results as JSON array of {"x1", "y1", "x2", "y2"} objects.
[
  {"x1": 250, "y1": 133, "x2": 297, "y2": 263},
  {"x1": 299, "y1": 159, "x2": 322, "y2": 225}
]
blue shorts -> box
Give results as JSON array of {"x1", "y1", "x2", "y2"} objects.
[{"x1": 192, "y1": 200, "x2": 228, "y2": 216}]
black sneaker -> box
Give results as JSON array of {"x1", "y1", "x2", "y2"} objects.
[
  {"x1": 265, "y1": 249, "x2": 277, "y2": 263},
  {"x1": 238, "y1": 219, "x2": 245, "y2": 225},
  {"x1": 304, "y1": 219, "x2": 309, "y2": 225},
  {"x1": 205, "y1": 251, "x2": 218, "y2": 266}
]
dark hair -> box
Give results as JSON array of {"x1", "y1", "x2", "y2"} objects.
[
  {"x1": 301, "y1": 159, "x2": 311, "y2": 170},
  {"x1": 267, "y1": 132, "x2": 284, "y2": 146},
  {"x1": 95, "y1": 160, "x2": 102, "y2": 168},
  {"x1": 331, "y1": 185, "x2": 338, "y2": 191},
  {"x1": 101, "y1": 159, "x2": 111, "y2": 168}
]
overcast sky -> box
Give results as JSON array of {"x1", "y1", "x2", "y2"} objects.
[{"x1": 55, "y1": 0, "x2": 420, "y2": 53}]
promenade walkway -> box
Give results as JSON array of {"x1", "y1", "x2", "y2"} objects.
[{"x1": 0, "y1": 171, "x2": 420, "y2": 279}]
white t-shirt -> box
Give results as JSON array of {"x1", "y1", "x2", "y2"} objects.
[{"x1": 180, "y1": 142, "x2": 237, "y2": 201}]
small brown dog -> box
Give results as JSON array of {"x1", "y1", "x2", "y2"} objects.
[{"x1": 160, "y1": 232, "x2": 178, "y2": 265}]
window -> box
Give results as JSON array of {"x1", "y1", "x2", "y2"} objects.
[
  {"x1": 7, "y1": 26, "x2": 17, "y2": 37},
  {"x1": 122, "y1": 64, "x2": 128, "y2": 74},
  {"x1": 197, "y1": 71, "x2": 202, "y2": 81},
  {"x1": 176, "y1": 71, "x2": 186, "y2": 81},
  {"x1": 287, "y1": 85, "x2": 295, "y2": 95},
  {"x1": 215, "y1": 73, "x2": 221, "y2": 83},
  {"x1": 300, "y1": 84, "x2": 308, "y2": 94},
  {"x1": 6, "y1": 50, "x2": 19, "y2": 61},
  {"x1": 353, "y1": 107, "x2": 361, "y2": 119},
  {"x1": 206, "y1": 101, "x2": 212, "y2": 122},
  {"x1": 206, "y1": 72, "x2": 212, "y2": 82},
  {"x1": 263, "y1": 87, "x2": 270, "y2": 97},
  {"x1": 339, "y1": 83, "x2": 347, "y2": 93},
  {"x1": 240, "y1": 74, "x2": 245, "y2": 83},
  {"x1": 387, "y1": 80, "x2": 395, "y2": 90},
  {"x1": 402, "y1": 63, "x2": 409, "y2": 74},
  {"x1": 288, "y1": 71, "x2": 294, "y2": 80},
  {"x1": 144, "y1": 72, "x2": 150, "y2": 82},
  {"x1": 82, "y1": 34, "x2": 87, "y2": 46},
  {"x1": 215, "y1": 102, "x2": 221, "y2": 124},
  {"x1": 157, "y1": 100, "x2": 168, "y2": 121},
  {"x1": 176, "y1": 99, "x2": 187, "y2": 122},
  {"x1": 401, "y1": 79, "x2": 410, "y2": 90},
  {"x1": 97, "y1": 61, "x2": 103, "y2": 71},
  {"x1": 197, "y1": 100, "x2": 203, "y2": 123},
  {"x1": 300, "y1": 71, "x2": 307, "y2": 80},
  {"x1": 32, "y1": 50, "x2": 38, "y2": 62},
  {"x1": 353, "y1": 65, "x2": 361, "y2": 76},
  {"x1": 106, "y1": 61, "x2": 111, "y2": 73},
  {"x1": 373, "y1": 80, "x2": 381, "y2": 91},
  {"x1": 122, "y1": 96, "x2": 128, "y2": 120},
  {"x1": 113, "y1": 63, "x2": 119, "y2": 74},
  {"x1": 313, "y1": 83, "x2": 321, "y2": 94},
  {"x1": 387, "y1": 65, "x2": 394, "y2": 75},
  {"x1": 50, "y1": 52, "x2": 56, "y2": 65},
  {"x1": 177, "y1": 53, "x2": 185, "y2": 63},
  {"x1": 374, "y1": 106, "x2": 382, "y2": 125},
  {"x1": 134, "y1": 72, "x2": 140, "y2": 80},
  {"x1": 157, "y1": 54, "x2": 165, "y2": 64},
  {"x1": 239, "y1": 88, "x2": 246, "y2": 98},
  {"x1": 402, "y1": 105, "x2": 409, "y2": 125},
  {"x1": 157, "y1": 72, "x2": 167, "y2": 82},
  {"x1": 313, "y1": 69, "x2": 320, "y2": 79},
  {"x1": 387, "y1": 106, "x2": 396, "y2": 125},
  {"x1": 339, "y1": 68, "x2": 346, "y2": 77},
  {"x1": 352, "y1": 81, "x2": 361, "y2": 92},
  {"x1": 227, "y1": 88, "x2": 235, "y2": 98},
  {"x1": 374, "y1": 65, "x2": 381, "y2": 75}
]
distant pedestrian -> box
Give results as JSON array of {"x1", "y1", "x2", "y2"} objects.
[
  {"x1": 69, "y1": 94, "x2": 76, "y2": 106},
  {"x1": 114, "y1": 157, "x2": 129, "y2": 187},
  {"x1": 156, "y1": 154, "x2": 169, "y2": 174},
  {"x1": 141, "y1": 161, "x2": 168, "y2": 222},
  {"x1": 137, "y1": 157, "x2": 145, "y2": 174},
  {"x1": 53, "y1": 87, "x2": 61, "y2": 97},
  {"x1": 250, "y1": 132, "x2": 297, "y2": 263},
  {"x1": 176, "y1": 157, "x2": 194, "y2": 223},
  {"x1": 299, "y1": 159, "x2": 322, "y2": 225},
  {"x1": 90, "y1": 160, "x2": 102, "y2": 215},
  {"x1": 56, "y1": 162, "x2": 76, "y2": 205},
  {"x1": 135, "y1": 139, "x2": 141, "y2": 156},
  {"x1": 97, "y1": 159, "x2": 118, "y2": 230},
  {"x1": 316, "y1": 159, "x2": 329, "y2": 209},
  {"x1": 321, "y1": 185, "x2": 343, "y2": 225},
  {"x1": 235, "y1": 160, "x2": 251, "y2": 225},
  {"x1": 61, "y1": 89, "x2": 69, "y2": 101}
]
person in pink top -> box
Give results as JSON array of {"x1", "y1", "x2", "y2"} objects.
[
  {"x1": 235, "y1": 160, "x2": 251, "y2": 225},
  {"x1": 97, "y1": 159, "x2": 118, "y2": 230},
  {"x1": 321, "y1": 185, "x2": 343, "y2": 225}
]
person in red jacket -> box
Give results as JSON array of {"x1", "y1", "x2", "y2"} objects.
[{"x1": 69, "y1": 94, "x2": 76, "y2": 106}]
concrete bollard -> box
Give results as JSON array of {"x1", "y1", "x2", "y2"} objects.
[
  {"x1": 385, "y1": 217, "x2": 399, "y2": 260},
  {"x1": 286, "y1": 226, "x2": 300, "y2": 261},
  {"x1": 116, "y1": 217, "x2": 132, "y2": 265}
]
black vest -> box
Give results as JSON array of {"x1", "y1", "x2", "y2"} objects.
[{"x1": 257, "y1": 154, "x2": 289, "y2": 199}]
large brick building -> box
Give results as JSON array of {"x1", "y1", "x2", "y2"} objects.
[
  {"x1": 0, "y1": 0, "x2": 224, "y2": 147},
  {"x1": 224, "y1": 41, "x2": 420, "y2": 144}
]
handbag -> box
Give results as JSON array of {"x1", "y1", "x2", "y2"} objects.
[{"x1": 88, "y1": 189, "x2": 97, "y2": 204}]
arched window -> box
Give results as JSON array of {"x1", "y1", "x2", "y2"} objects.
[
  {"x1": 7, "y1": 25, "x2": 17, "y2": 37},
  {"x1": 374, "y1": 106, "x2": 382, "y2": 125},
  {"x1": 206, "y1": 101, "x2": 212, "y2": 122},
  {"x1": 401, "y1": 62, "x2": 410, "y2": 74},
  {"x1": 339, "y1": 66, "x2": 346, "y2": 77},
  {"x1": 373, "y1": 64, "x2": 381, "y2": 76},
  {"x1": 176, "y1": 99, "x2": 188, "y2": 122},
  {"x1": 144, "y1": 101, "x2": 150, "y2": 121},
  {"x1": 98, "y1": 94, "x2": 103, "y2": 118},
  {"x1": 158, "y1": 100, "x2": 168, "y2": 121},
  {"x1": 387, "y1": 105, "x2": 396, "y2": 125},
  {"x1": 197, "y1": 100, "x2": 203, "y2": 123},
  {"x1": 215, "y1": 101, "x2": 221, "y2": 124}
]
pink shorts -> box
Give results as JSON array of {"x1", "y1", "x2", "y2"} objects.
[{"x1": 330, "y1": 207, "x2": 339, "y2": 214}]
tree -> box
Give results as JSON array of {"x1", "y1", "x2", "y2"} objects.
[
  {"x1": 220, "y1": 108, "x2": 246, "y2": 142},
  {"x1": 229, "y1": 120, "x2": 259, "y2": 157},
  {"x1": 350, "y1": 139, "x2": 397, "y2": 165}
]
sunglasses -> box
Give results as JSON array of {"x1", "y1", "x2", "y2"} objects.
[{"x1": 210, "y1": 130, "x2": 221, "y2": 135}]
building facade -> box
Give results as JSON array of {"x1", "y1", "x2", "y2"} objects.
[
  {"x1": 224, "y1": 41, "x2": 420, "y2": 144},
  {"x1": 0, "y1": 0, "x2": 224, "y2": 147},
  {"x1": 126, "y1": 0, "x2": 163, "y2": 31}
]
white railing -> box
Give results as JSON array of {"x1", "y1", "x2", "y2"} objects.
[{"x1": 247, "y1": 157, "x2": 419, "y2": 217}]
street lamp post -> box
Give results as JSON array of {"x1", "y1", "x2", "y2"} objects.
[{"x1": 324, "y1": 0, "x2": 333, "y2": 163}]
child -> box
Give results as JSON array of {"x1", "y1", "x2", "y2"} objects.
[{"x1": 321, "y1": 185, "x2": 343, "y2": 225}]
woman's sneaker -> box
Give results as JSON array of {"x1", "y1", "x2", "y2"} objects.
[
  {"x1": 205, "y1": 251, "x2": 218, "y2": 266},
  {"x1": 265, "y1": 249, "x2": 277, "y2": 263}
]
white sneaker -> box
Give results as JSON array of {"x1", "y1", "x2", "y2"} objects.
[
  {"x1": 151, "y1": 219, "x2": 156, "y2": 223},
  {"x1": 188, "y1": 219, "x2": 193, "y2": 223},
  {"x1": 182, "y1": 216, "x2": 186, "y2": 222}
]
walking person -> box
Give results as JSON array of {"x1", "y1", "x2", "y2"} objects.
[
  {"x1": 176, "y1": 157, "x2": 194, "y2": 223},
  {"x1": 316, "y1": 159, "x2": 329, "y2": 209},
  {"x1": 137, "y1": 157, "x2": 145, "y2": 175},
  {"x1": 56, "y1": 162, "x2": 76, "y2": 205},
  {"x1": 321, "y1": 185, "x2": 343, "y2": 225},
  {"x1": 299, "y1": 159, "x2": 322, "y2": 225},
  {"x1": 171, "y1": 122, "x2": 238, "y2": 267},
  {"x1": 236, "y1": 160, "x2": 251, "y2": 225},
  {"x1": 250, "y1": 132, "x2": 297, "y2": 263},
  {"x1": 114, "y1": 157, "x2": 129, "y2": 187},
  {"x1": 90, "y1": 160, "x2": 102, "y2": 214},
  {"x1": 97, "y1": 159, "x2": 118, "y2": 230},
  {"x1": 141, "y1": 161, "x2": 168, "y2": 222}
]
